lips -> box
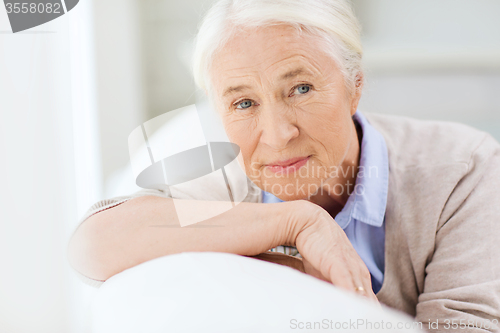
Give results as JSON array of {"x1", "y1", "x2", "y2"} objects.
[{"x1": 265, "y1": 156, "x2": 310, "y2": 175}]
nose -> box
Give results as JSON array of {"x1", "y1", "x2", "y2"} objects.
[{"x1": 259, "y1": 105, "x2": 299, "y2": 151}]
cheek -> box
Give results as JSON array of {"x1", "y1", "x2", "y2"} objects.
[
  {"x1": 222, "y1": 117, "x2": 260, "y2": 171},
  {"x1": 296, "y1": 98, "x2": 352, "y2": 163}
]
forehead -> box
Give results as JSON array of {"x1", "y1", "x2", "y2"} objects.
[{"x1": 210, "y1": 24, "x2": 335, "y2": 90}]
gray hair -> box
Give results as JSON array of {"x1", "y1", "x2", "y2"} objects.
[{"x1": 192, "y1": 0, "x2": 363, "y2": 98}]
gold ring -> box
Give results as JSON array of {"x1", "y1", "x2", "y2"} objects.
[{"x1": 355, "y1": 286, "x2": 365, "y2": 292}]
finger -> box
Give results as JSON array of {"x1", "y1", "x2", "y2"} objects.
[
  {"x1": 325, "y1": 261, "x2": 358, "y2": 291},
  {"x1": 302, "y1": 258, "x2": 329, "y2": 281},
  {"x1": 325, "y1": 259, "x2": 373, "y2": 299},
  {"x1": 349, "y1": 266, "x2": 373, "y2": 298},
  {"x1": 334, "y1": 273, "x2": 379, "y2": 305},
  {"x1": 358, "y1": 288, "x2": 380, "y2": 305},
  {"x1": 353, "y1": 267, "x2": 380, "y2": 305},
  {"x1": 310, "y1": 258, "x2": 380, "y2": 305}
]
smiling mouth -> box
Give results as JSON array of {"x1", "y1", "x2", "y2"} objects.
[{"x1": 265, "y1": 156, "x2": 310, "y2": 175}]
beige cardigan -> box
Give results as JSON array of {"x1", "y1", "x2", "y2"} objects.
[{"x1": 77, "y1": 113, "x2": 500, "y2": 331}]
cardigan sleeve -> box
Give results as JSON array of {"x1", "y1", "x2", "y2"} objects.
[
  {"x1": 71, "y1": 188, "x2": 171, "y2": 287},
  {"x1": 415, "y1": 134, "x2": 500, "y2": 332},
  {"x1": 77, "y1": 188, "x2": 171, "y2": 226}
]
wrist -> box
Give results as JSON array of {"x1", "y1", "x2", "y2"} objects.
[{"x1": 275, "y1": 200, "x2": 323, "y2": 247}]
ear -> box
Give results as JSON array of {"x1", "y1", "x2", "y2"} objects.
[{"x1": 350, "y1": 71, "x2": 364, "y2": 116}]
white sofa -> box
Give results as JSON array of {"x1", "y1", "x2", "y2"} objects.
[{"x1": 91, "y1": 252, "x2": 423, "y2": 333}]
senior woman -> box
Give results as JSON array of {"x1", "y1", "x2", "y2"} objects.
[{"x1": 68, "y1": 0, "x2": 500, "y2": 330}]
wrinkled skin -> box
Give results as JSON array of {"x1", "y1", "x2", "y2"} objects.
[{"x1": 210, "y1": 24, "x2": 361, "y2": 213}]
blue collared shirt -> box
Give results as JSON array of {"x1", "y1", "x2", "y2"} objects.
[{"x1": 262, "y1": 111, "x2": 389, "y2": 293}]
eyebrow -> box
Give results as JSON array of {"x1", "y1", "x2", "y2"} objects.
[
  {"x1": 223, "y1": 84, "x2": 251, "y2": 97},
  {"x1": 279, "y1": 67, "x2": 312, "y2": 81},
  {"x1": 222, "y1": 67, "x2": 313, "y2": 97}
]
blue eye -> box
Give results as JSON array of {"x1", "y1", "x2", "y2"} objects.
[
  {"x1": 294, "y1": 85, "x2": 310, "y2": 95},
  {"x1": 236, "y1": 100, "x2": 253, "y2": 109}
]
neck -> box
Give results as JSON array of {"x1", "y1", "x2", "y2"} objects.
[{"x1": 308, "y1": 118, "x2": 361, "y2": 217}]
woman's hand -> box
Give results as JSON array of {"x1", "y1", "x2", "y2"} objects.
[{"x1": 281, "y1": 200, "x2": 379, "y2": 304}]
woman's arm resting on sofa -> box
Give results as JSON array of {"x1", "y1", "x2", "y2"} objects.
[
  {"x1": 68, "y1": 196, "x2": 299, "y2": 281},
  {"x1": 67, "y1": 196, "x2": 378, "y2": 302}
]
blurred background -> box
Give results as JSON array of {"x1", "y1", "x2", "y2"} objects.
[{"x1": 0, "y1": 0, "x2": 499, "y2": 332}]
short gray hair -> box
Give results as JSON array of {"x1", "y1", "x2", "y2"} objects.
[{"x1": 192, "y1": 0, "x2": 363, "y2": 97}]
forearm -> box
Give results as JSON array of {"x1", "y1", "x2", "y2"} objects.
[{"x1": 68, "y1": 195, "x2": 308, "y2": 281}]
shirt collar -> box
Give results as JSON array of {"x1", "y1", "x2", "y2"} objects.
[{"x1": 334, "y1": 110, "x2": 389, "y2": 229}]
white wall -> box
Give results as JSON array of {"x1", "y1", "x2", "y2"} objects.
[
  {"x1": 353, "y1": 0, "x2": 500, "y2": 140},
  {"x1": 92, "y1": 0, "x2": 147, "y2": 185},
  {"x1": 0, "y1": 1, "x2": 102, "y2": 332},
  {"x1": 0, "y1": 17, "x2": 72, "y2": 333},
  {"x1": 138, "y1": 0, "x2": 217, "y2": 119}
]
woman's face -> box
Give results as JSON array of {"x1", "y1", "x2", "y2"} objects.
[{"x1": 210, "y1": 24, "x2": 362, "y2": 201}]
